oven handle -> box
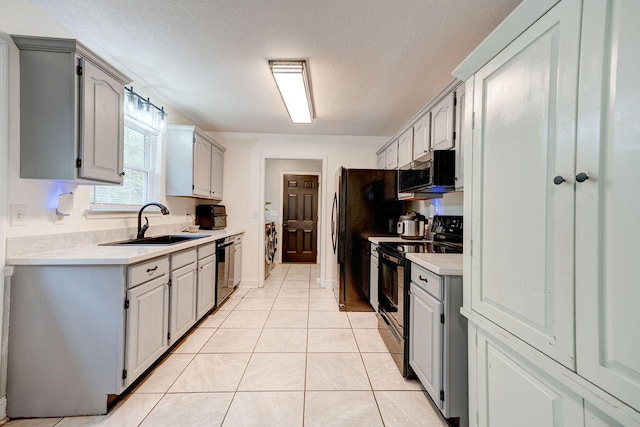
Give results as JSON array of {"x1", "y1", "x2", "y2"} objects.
[
  {"x1": 380, "y1": 311, "x2": 403, "y2": 344},
  {"x1": 378, "y1": 250, "x2": 403, "y2": 266}
]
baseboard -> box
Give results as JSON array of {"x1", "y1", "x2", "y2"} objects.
[
  {"x1": 323, "y1": 279, "x2": 336, "y2": 289},
  {"x1": 239, "y1": 280, "x2": 259, "y2": 288}
]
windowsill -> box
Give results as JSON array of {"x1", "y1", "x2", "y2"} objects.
[{"x1": 85, "y1": 208, "x2": 164, "y2": 220}]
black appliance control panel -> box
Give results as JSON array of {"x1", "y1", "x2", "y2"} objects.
[{"x1": 431, "y1": 215, "x2": 463, "y2": 244}]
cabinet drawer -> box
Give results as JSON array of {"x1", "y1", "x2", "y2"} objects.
[
  {"x1": 171, "y1": 248, "x2": 197, "y2": 270},
  {"x1": 198, "y1": 242, "x2": 215, "y2": 260},
  {"x1": 128, "y1": 256, "x2": 169, "y2": 288},
  {"x1": 232, "y1": 234, "x2": 243, "y2": 243},
  {"x1": 410, "y1": 263, "x2": 443, "y2": 300}
]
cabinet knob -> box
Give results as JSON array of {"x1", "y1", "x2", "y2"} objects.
[
  {"x1": 553, "y1": 175, "x2": 565, "y2": 185},
  {"x1": 120, "y1": 171, "x2": 125, "y2": 176},
  {"x1": 576, "y1": 172, "x2": 589, "y2": 183}
]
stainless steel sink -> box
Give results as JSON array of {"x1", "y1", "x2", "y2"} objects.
[{"x1": 102, "y1": 234, "x2": 207, "y2": 246}]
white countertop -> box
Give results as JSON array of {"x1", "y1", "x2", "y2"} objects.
[
  {"x1": 406, "y1": 253, "x2": 463, "y2": 276},
  {"x1": 6, "y1": 228, "x2": 245, "y2": 266},
  {"x1": 368, "y1": 236, "x2": 430, "y2": 244}
]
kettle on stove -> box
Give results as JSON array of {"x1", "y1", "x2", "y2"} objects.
[{"x1": 396, "y1": 211, "x2": 426, "y2": 240}]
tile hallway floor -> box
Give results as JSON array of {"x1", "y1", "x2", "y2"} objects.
[{"x1": 6, "y1": 264, "x2": 448, "y2": 427}]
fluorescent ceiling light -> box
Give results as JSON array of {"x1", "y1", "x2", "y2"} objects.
[{"x1": 269, "y1": 60, "x2": 314, "y2": 124}]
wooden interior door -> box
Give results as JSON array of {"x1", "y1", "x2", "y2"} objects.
[{"x1": 282, "y1": 174, "x2": 319, "y2": 263}]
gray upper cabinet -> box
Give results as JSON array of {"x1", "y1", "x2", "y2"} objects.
[
  {"x1": 166, "y1": 125, "x2": 226, "y2": 200},
  {"x1": 430, "y1": 92, "x2": 455, "y2": 151},
  {"x1": 12, "y1": 36, "x2": 131, "y2": 184}
]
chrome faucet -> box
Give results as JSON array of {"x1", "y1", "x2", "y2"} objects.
[{"x1": 137, "y1": 202, "x2": 170, "y2": 239}]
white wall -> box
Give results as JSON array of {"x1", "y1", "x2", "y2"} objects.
[{"x1": 211, "y1": 132, "x2": 387, "y2": 287}]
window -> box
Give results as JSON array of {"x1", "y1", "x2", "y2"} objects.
[{"x1": 90, "y1": 117, "x2": 161, "y2": 209}]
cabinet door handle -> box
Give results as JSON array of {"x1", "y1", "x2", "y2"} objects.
[
  {"x1": 419, "y1": 275, "x2": 429, "y2": 283},
  {"x1": 576, "y1": 172, "x2": 589, "y2": 183},
  {"x1": 553, "y1": 175, "x2": 565, "y2": 185},
  {"x1": 146, "y1": 266, "x2": 158, "y2": 273}
]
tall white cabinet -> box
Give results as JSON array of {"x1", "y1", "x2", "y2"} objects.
[{"x1": 456, "y1": 0, "x2": 640, "y2": 425}]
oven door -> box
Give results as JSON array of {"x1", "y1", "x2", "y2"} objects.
[{"x1": 377, "y1": 247, "x2": 405, "y2": 336}]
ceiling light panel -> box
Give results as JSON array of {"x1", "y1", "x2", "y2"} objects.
[{"x1": 270, "y1": 60, "x2": 314, "y2": 124}]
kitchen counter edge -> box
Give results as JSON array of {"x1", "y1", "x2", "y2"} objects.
[
  {"x1": 405, "y1": 253, "x2": 463, "y2": 276},
  {"x1": 6, "y1": 228, "x2": 245, "y2": 266}
]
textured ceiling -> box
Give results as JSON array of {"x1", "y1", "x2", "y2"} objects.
[{"x1": 26, "y1": 0, "x2": 522, "y2": 136}]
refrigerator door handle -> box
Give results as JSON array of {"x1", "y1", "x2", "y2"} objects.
[{"x1": 331, "y1": 192, "x2": 338, "y2": 254}]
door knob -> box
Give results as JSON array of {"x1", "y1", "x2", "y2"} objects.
[
  {"x1": 576, "y1": 172, "x2": 589, "y2": 183},
  {"x1": 553, "y1": 175, "x2": 565, "y2": 185}
]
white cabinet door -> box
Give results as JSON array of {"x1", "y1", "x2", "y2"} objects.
[
  {"x1": 475, "y1": 328, "x2": 584, "y2": 427},
  {"x1": 370, "y1": 245, "x2": 379, "y2": 312},
  {"x1": 470, "y1": 0, "x2": 581, "y2": 369},
  {"x1": 385, "y1": 141, "x2": 398, "y2": 170},
  {"x1": 409, "y1": 282, "x2": 443, "y2": 409},
  {"x1": 211, "y1": 144, "x2": 224, "y2": 200},
  {"x1": 193, "y1": 134, "x2": 212, "y2": 198},
  {"x1": 397, "y1": 128, "x2": 413, "y2": 169},
  {"x1": 79, "y1": 58, "x2": 124, "y2": 184},
  {"x1": 454, "y1": 85, "x2": 465, "y2": 190},
  {"x1": 125, "y1": 275, "x2": 169, "y2": 387},
  {"x1": 196, "y1": 255, "x2": 216, "y2": 319},
  {"x1": 169, "y1": 263, "x2": 197, "y2": 344},
  {"x1": 376, "y1": 152, "x2": 385, "y2": 169},
  {"x1": 430, "y1": 93, "x2": 454, "y2": 151},
  {"x1": 575, "y1": 0, "x2": 640, "y2": 411},
  {"x1": 412, "y1": 114, "x2": 430, "y2": 161}
]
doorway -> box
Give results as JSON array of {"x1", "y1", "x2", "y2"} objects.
[{"x1": 282, "y1": 174, "x2": 319, "y2": 263}]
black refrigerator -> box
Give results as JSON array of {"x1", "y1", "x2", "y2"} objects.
[{"x1": 331, "y1": 168, "x2": 404, "y2": 311}]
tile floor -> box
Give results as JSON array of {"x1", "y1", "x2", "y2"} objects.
[{"x1": 6, "y1": 264, "x2": 447, "y2": 427}]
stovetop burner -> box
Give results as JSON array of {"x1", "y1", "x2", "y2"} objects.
[{"x1": 381, "y1": 240, "x2": 463, "y2": 255}]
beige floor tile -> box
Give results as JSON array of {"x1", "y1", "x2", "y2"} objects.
[
  {"x1": 347, "y1": 312, "x2": 379, "y2": 329},
  {"x1": 244, "y1": 287, "x2": 280, "y2": 298},
  {"x1": 219, "y1": 310, "x2": 270, "y2": 328},
  {"x1": 238, "y1": 353, "x2": 306, "y2": 391},
  {"x1": 231, "y1": 287, "x2": 250, "y2": 298},
  {"x1": 285, "y1": 273, "x2": 311, "y2": 281},
  {"x1": 4, "y1": 420, "x2": 62, "y2": 427},
  {"x1": 200, "y1": 328, "x2": 262, "y2": 353},
  {"x1": 287, "y1": 264, "x2": 311, "y2": 272},
  {"x1": 263, "y1": 279, "x2": 283, "y2": 288},
  {"x1": 306, "y1": 353, "x2": 371, "y2": 390},
  {"x1": 304, "y1": 391, "x2": 383, "y2": 427},
  {"x1": 139, "y1": 392, "x2": 233, "y2": 427},
  {"x1": 254, "y1": 328, "x2": 307, "y2": 352},
  {"x1": 57, "y1": 393, "x2": 163, "y2": 427},
  {"x1": 168, "y1": 353, "x2": 251, "y2": 392},
  {"x1": 217, "y1": 296, "x2": 241, "y2": 311},
  {"x1": 222, "y1": 391, "x2": 304, "y2": 427},
  {"x1": 308, "y1": 329, "x2": 358, "y2": 352},
  {"x1": 361, "y1": 353, "x2": 424, "y2": 391},
  {"x1": 375, "y1": 391, "x2": 447, "y2": 427},
  {"x1": 282, "y1": 279, "x2": 311, "y2": 288},
  {"x1": 265, "y1": 310, "x2": 308, "y2": 328},
  {"x1": 233, "y1": 297, "x2": 275, "y2": 311},
  {"x1": 353, "y1": 328, "x2": 388, "y2": 352},
  {"x1": 309, "y1": 298, "x2": 339, "y2": 311},
  {"x1": 200, "y1": 310, "x2": 230, "y2": 328},
  {"x1": 272, "y1": 298, "x2": 309, "y2": 311},
  {"x1": 309, "y1": 288, "x2": 335, "y2": 299},
  {"x1": 172, "y1": 327, "x2": 216, "y2": 353},
  {"x1": 134, "y1": 353, "x2": 194, "y2": 393},
  {"x1": 277, "y1": 287, "x2": 309, "y2": 298},
  {"x1": 308, "y1": 311, "x2": 350, "y2": 328}
]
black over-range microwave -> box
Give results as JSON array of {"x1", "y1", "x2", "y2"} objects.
[{"x1": 397, "y1": 150, "x2": 456, "y2": 194}]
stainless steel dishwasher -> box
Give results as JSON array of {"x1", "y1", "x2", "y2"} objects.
[{"x1": 215, "y1": 236, "x2": 236, "y2": 307}]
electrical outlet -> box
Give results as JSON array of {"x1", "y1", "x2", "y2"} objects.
[{"x1": 10, "y1": 205, "x2": 26, "y2": 226}]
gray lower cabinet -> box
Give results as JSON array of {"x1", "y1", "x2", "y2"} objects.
[
  {"x1": 197, "y1": 243, "x2": 216, "y2": 319},
  {"x1": 169, "y1": 249, "x2": 198, "y2": 346},
  {"x1": 7, "y1": 241, "x2": 217, "y2": 418},
  {"x1": 124, "y1": 260, "x2": 170, "y2": 388},
  {"x1": 12, "y1": 36, "x2": 130, "y2": 184}
]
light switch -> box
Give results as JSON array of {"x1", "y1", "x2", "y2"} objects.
[{"x1": 10, "y1": 205, "x2": 26, "y2": 226}]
